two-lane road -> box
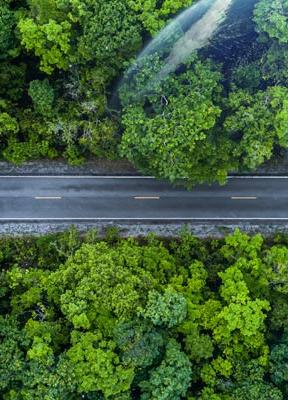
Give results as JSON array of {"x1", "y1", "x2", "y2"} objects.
[{"x1": 0, "y1": 176, "x2": 287, "y2": 222}]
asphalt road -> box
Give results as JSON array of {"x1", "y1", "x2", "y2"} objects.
[{"x1": 0, "y1": 176, "x2": 288, "y2": 221}]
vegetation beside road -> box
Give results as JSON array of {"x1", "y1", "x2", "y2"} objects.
[
  {"x1": 1, "y1": 227, "x2": 288, "y2": 399},
  {"x1": 1, "y1": 0, "x2": 288, "y2": 185}
]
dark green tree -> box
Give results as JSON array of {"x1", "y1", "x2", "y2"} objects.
[
  {"x1": 139, "y1": 339, "x2": 192, "y2": 400},
  {"x1": 270, "y1": 344, "x2": 288, "y2": 393},
  {"x1": 0, "y1": 2, "x2": 18, "y2": 59}
]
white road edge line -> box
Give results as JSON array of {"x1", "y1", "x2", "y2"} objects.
[
  {"x1": 227, "y1": 176, "x2": 288, "y2": 179},
  {"x1": 231, "y1": 197, "x2": 257, "y2": 200},
  {"x1": 134, "y1": 196, "x2": 160, "y2": 200},
  {"x1": 1, "y1": 217, "x2": 288, "y2": 221},
  {"x1": 34, "y1": 197, "x2": 62, "y2": 200},
  {"x1": 0, "y1": 176, "x2": 155, "y2": 179},
  {"x1": 0, "y1": 175, "x2": 288, "y2": 179}
]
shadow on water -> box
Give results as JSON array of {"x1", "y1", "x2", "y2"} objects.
[
  {"x1": 111, "y1": 0, "x2": 260, "y2": 109},
  {"x1": 202, "y1": 0, "x2": 259, "y2": 64}
]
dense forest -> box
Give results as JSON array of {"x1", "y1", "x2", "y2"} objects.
[
  {"x1": 0, "y1": 0, "x2": 288, "y2": 184},
  {"x1": 1, "y1": 228, "x2": 288, "y2": 399}
]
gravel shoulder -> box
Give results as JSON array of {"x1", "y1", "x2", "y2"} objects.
[
  {"x1": 0, "y1": 158, "x2": 138, "y2": 176},
  {"x1": 1, "y1": 222, "x2": 288, "y2": 238},
  {"x1": 1, "y1": 152, "x2": 288, "y2": 176}
]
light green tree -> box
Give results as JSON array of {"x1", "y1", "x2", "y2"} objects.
[
  {"x1": 18, "y1": 16, "x2": 74, "y2": 74},
  {"x1": 140, "y1": 287, "x2": 187, "y2": 328},
  {"x1": 67, "y1": 331, "x2": 134, "y2": 397},
  {"x1": 127, "y1": 0, "x2": 194, "y2": 35},
  {"x1": 28, "y1": 79, "x2": 55, "y2": 116}
]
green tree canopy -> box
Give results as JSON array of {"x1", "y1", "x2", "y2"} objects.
[
  {"x1": 254, "y1": 0, "x2": 288, "y2": 43},
  {"x1": 120, "y1": 56, "x2": 234, "y2": 186},
  {"x1": 1, "y1": 229, "x2": 288, "y2": 398},
  {"x1": 139, "y1": 339, "x2": 192, "y2": 400},
  {"x1": 224, "y1": 87, "x2": 288, "y2": 170}
]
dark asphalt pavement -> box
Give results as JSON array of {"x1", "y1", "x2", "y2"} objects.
[{"x1": 0, "y1": 176, "x2": 287, "y2": 221}]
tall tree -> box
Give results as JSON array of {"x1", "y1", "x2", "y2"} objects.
[{"x1": 120, "y1": 56, "x2": 234, "y2": 186}]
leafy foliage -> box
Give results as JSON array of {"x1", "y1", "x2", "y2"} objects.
[
  {"x1": 120, "y1": 56, "x2": 233, "y2": 186},
  {"x1": 139, "y1": 339, "x2": 192, "y2": 400},
  {"x1": 1, "y1": 228, "x2": 288, "y2": 398},
  {"x1": 2, "y1": 0, "x2": 288, "y2": 181},
  {"x1": 28, "y1": 79, "x2": 55, "y2": 116},
  {"x1": 127, "y1": 0, "x2": 194, "y2": 35}
]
